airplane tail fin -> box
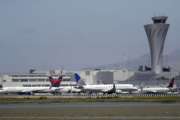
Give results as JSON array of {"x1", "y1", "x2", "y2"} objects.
[
  {"x1": 113, "y1": 83, "x2": 116, "y2": 91},
  {"x1": 0, "y1": 84, "x2": 3, "y2": 89},
  {"x1": 74, "y1": 73, "x2": 81, "y2": 83},
  {"x1": 112, "y1": 83, "x2": 116, "y2": 93},
  {"x1": 167, "y1": 78, "x2": 175, "y2": 88},
  {"x1": 49, "y1": 75, "x2": 62, "y2": 87}
]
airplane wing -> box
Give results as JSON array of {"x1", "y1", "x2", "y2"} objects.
[{"x1": 102, "y1": 88, "x2": 114, "y2": 92}]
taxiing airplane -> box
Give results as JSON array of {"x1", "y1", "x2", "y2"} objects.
[
  {"x1": 141, "y1": 78, "x2": 176, "y2": 94},
  {"x1": 74, "y1": 73, "x2": 138, "y2": 94},
  {"x1": 81, "y1": 84, "x2": 138, "y2": 94}
]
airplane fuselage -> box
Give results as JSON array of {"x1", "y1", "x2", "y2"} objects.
[
  {"x1": 0, "y1": 86, "x2": 49, "y2": 93},
  {"x1": 82, "y1": 84, "x2": 138, "y2": 93},
  {"x1": 142, "y1": 87, "x2": 173, "y2": 93}
]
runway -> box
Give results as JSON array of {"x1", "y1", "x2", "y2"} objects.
[{"x1": 0, "y1": 102, "x2": 180, "y2": 120}]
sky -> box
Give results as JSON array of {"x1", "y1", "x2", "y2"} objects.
[{"x1": 0, "y1": 0, "x2": 180, "y2": 72}]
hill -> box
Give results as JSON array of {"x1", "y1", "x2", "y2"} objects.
[{"x1": 92, "y1": 49, "x2": 180, "y2": 72}]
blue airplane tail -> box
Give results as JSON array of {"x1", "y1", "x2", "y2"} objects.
[{"x1": 74, "y1": 73, "x2": 81, "y2": 83}]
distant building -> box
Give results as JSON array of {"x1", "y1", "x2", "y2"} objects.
[
  {"x1": 80, "y1": 70, "x2": 99, "y2": 85},
  {"x1": 96, "y1": 71, "x2": 113, "y2": 84},
  {"x1": 80, "y1": 69, "x2": 134, "y2": 84},
  {"x1": 0, "y1": 71, "x2": 77, "y2": 88},
  {"x1": 113, "y1": 69, "x2": 135, "y2": 83},
  {"x1": 144, "y1": 16, "x2": 169, "y2": 74}
]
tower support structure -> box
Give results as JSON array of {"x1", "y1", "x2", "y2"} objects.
[{"x1": 144, "y1": 16, "x2": 169, "y2": 74}]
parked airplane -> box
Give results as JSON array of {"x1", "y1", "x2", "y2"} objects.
[
  {"x1": 0, "y1": 73, "x2": 63, "y2": 94},
  {"x1": 0, "y1": 84, "x2": 51, "y2": 95},
  {"x1": 74, "y1": 73, "x2": 138, "y2": 94},
  {"x1": 48, "y1": 73, "x2": 81, "y2": 93},
  {"x1": 0, "y1": 73, "x2": 81, "y2": 94},
  {"x1": 141, "y1": 78, "x2": 176, "y2": 94}
]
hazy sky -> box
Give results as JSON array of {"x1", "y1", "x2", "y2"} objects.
[{"x1": 0, "y1": 0, "x2": 180, "y2": 72}]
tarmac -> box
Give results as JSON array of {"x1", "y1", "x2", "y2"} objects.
[
  {"x1": 0, "y1": 93, "x2": 180, "y2": 103},
  {"x1": 0, "y1": 102, "x2": 180, "y2": 120}
]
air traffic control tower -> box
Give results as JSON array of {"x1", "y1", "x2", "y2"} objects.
[{"x1": 144, "y1": 16, "x2": 169, "y2": 74}]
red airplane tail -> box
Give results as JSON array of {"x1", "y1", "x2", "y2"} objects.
[
  {"x1": 167, "y1": 78, "x2": 175, "y2": 88},
  {"x1": 49, "y1": 75, "x2": 62, "y2": 87}
]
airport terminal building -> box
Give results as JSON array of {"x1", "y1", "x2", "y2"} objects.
[
  {"x1": 0, "y1": 69, "x2": 180, "y2": 89},
  {"x1": 0, "y1": 16, "x2": 180, "y2": 89},
  {"x1": 0, "y1": 70, "x2": 77, "y2": 88}
]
